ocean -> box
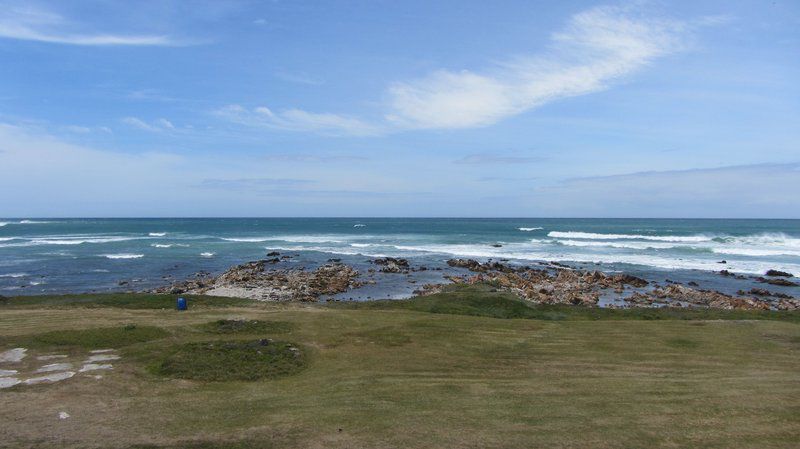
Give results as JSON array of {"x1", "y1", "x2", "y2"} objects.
[{"x1": 1, "y1": 218, "x2": 798, "y2": 299}]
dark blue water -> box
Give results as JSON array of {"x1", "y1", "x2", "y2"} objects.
[{"x1": 1, "y1": 218, "x2": 798, "y2": 298}]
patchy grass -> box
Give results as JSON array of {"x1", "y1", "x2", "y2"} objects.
[
  {"x1": 0, "y1": 293, "x2": 252, "y2": 309},
  {"x1": 341, "y1": 284, "x2": 800, "y2": 322},
  {"x1": 5, "y1": 324, "x2": 170, "y2": 349},
  {"x1": 199, "y1": 319, "x2": 294, "y2": 335},
  {"x1": 1, "y1": 289, "x2": 799, "y2": 448},
  {"x1": 152, "y1": 339, "x2": 305, "y2": 381}
]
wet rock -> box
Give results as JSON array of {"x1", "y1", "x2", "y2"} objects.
[
  {"x1": 718, "y1": 260, "x2": 727, "y2": 264},
  {"x1": 491, "y1": 243, "x2": 503, "y2": 248},
  {"x1": 766, "y1": 270, "x2": 793, "y2": 277},
  {"x1": 266, "y1": 251, "x2": 280, "y2": 257},
  {"x1": 757, "y1": 277, "x2": 798, "y2": 287},
  {"x1": 688, "y1": 281, "x2": 699, "y2": 287},
  {"x1": 372, "y1": 257, "x2": 410, "y2": 273}
]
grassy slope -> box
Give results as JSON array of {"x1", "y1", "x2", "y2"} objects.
[{"x1": 0, "y1": 287, "x2": 798, "y2": 448}]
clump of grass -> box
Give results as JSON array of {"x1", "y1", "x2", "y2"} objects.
[
  {"x1": 199, "y1": 319, "x2": 294, "y2": 334},
  {"x1": 153, "y1": 339, "x2": 305, "y2": 381},
  {"x1": 13, "y1": 325, "x2": 169, "y2": 349}
]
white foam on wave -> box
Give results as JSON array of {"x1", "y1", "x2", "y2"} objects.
[
  {"x1": 547, "y1": 231, "x2": 713, "y2": 242},
  {"x1": 102, "y1": 254, "x2": 144, "y2": 259},
  {"x1": 554, "y1": 239, "x2": 681, "y2": 250},
  {"x1": 223, "y1": 235, "x2": 346, "y2": 244},
  {"x1": 353, "y1": 224, "x2": 366, "y2": 227},
  {"x1": 19, "y1": 220, "x2": 51, "y2": 224},
  {"x1": 0, "y1": 222, "x2": 7, "y2": 227},
  {"x1": 1, "y1": 235, "x2": 141, "y2": 247},
  {"x1": 0, "y1": 273, "x2": 27, "y2": 278},
  {"x1": 200, "y1": 252, "x2": 214, "y2": 257},
  {"x1": 712, "y1": 247, "x2": 800, "y2": 257},
  {"x1": 518, "y1": 227, "x2": 543, "y2": 231},
  {"x1": 148, "y1": 232, "x2": 166, "y2": 237},
  {"x1": 151, "y1": 244, "x2": 172, "y2": 248}
]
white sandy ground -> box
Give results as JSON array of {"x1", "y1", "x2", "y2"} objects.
[
  {"x1": 79, "y1": 363, "x2": 113, "y2": 372},
  {"x1": 59, "y1": 412, "x2": 70, "y2": 420},
  {"x1": 23, "y1": 371, "x2": 75, "y2": 385},
  {"x1": 35, "y1": 363, "x2": 73, "y2": 373},
  {"x1": 37, "y1": 354, "x2": 68, "y2": 360},
  {"x1": 86, "y1": 354, "x2": 120, "y2": 362},
  {"x1": 0, "y1": 377, "x2": 21, "y2": 388},
  {"x1": 0, "y1": 348, "x2": 119, "y2": 388},
  {"x1": 0, "y1": 348, "x2": 27, "y2": 363}
]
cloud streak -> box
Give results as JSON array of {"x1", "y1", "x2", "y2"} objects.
[
  {"x1": 215, "y1": 105, "x2": 381, "y2": 137},
  {"x1": 0, "y1": 2, "x2": 177, "y2": 46},
  {"x1": 218, "y1": 4, "x2": 694, "y2": 135}
]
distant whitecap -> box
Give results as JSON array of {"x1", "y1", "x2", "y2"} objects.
[{"x1": 102, "y1": 254, "x2": 144, "y2": 259}]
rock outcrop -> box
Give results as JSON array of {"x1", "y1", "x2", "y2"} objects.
[{"x1": 151, "y1": 260, "x2": 362, "y2": 301}]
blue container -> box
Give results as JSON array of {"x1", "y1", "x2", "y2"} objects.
[{"x1": 176, "y1": 297, "x2": 187, "y2": 311}]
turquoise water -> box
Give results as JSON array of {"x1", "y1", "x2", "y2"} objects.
[{"x1": 1, "y1": 218, "x2": 798, "y2": 297}]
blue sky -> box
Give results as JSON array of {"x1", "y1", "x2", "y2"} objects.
[{"x1": 0, "y1": 0, "x2": 798, "y2": 217}]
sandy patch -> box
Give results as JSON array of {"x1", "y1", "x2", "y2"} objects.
[
  {"x1": 0, "y1": 348, "x2": 27, "y2": 363},
  {"x1": 35, "y1": 363, "x2": 73, "y2": 373},
  {"x1": 59, "y1": 411, "x2": 70, "y2": 419},
  {"x1": 79, "y1": 363, "x2": 113, "y2": 372},
  {"x1": 86, "y1": 354, "x2": 120, "y2": 362},
  {"x1": 0, "y1": 369, "x2": 18, "y2": 376},
  {"x1": 23, "y1": 371, "x2": 75, "y2": 385},
  {"x1": 89, "y1": 349, "x2": 115, "y2": 354},
  {"x1": 0, "y1": 377, "x2": 21, "y2": 389},
  {"x1": 37, "y1": 354, "x2": 68, "y2": 361}
]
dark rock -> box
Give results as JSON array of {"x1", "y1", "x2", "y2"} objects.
[
  {"x1": 718, "y1": 260, "x2": 727, "y2": 264},
  {"x1": 719, "y1": 270, "x2": 731, "y2": 277},
  {"x1": 766, "y1": 270, "x2": 793, "y2": 277},
  {"x1": 327, "y1": 258, "x2": 342, "y2": 263},
  {"x1": 764, "y1": 278, "x2": 798, "y2": 287},
  {"x1": 266, "y1": 251, "x2": 280, "y2": 257},
  {"x1": 491, "y1": 243, "x2": 502, "y2": 248},
  {"x1": 372, "y1": 257, "x2": 410, "y2": 273},
  {"x1": 688, "y1": 281, "x2": 699, "y2": 287}
]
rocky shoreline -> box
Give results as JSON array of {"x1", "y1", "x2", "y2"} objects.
[{"x1": 147, "y1": 253, "x2": 799, "y2": 310}]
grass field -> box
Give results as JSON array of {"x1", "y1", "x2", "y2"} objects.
[{"x1": 1, "y1": 285, "x2": 799, "y2": 448}]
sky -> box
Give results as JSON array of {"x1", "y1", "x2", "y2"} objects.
[{"x1": 0, "y1": 0, "x2": 798, "y2": 218}]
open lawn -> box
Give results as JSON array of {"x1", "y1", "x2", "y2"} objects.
[{"x1": 1, "y1": 286, "x2": 799, "y2": 448}]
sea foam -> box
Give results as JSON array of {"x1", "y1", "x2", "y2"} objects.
[
  {"x1": 102, "y1": 254, "x2": 144, "y2": 259},
  {"x1": 548, "y1": 231, "x2": 713, "y2": 243},
  {"x1": 518, "y1": 227, "x2": 543, "y2": 231}
]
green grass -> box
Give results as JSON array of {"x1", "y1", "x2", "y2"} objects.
[
  {"x1": 341, "y1": 283, "x2": 800, "y2": 322},
  {"x1": 0, "y1": 293, "x2": 253, "y2": 309},
  {"x1": 152, "y1": 339, "x2": 306, "y2": 381},
  {"x1": 2, "y1": 288, "x2": 799, "y2": 448},
  {"x1": 199, "y1": 319, "x2": 294, "y2": 334},
  {"x1": 5, "y1": 324, "x2": 170, "y2": 349}
]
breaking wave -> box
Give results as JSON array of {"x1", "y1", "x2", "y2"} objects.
[
  {"x1": 547, "y1": 231, "x2": 713, "y2": 243},
  {"x1": 518, "y1": 227, "x2": 543, "y2": 231},
  {"x1": 102, "y1": 254, "x2": 144, "y2": 259}
]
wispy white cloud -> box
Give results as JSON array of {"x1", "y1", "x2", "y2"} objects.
[
  {"x1": 217, "y1": 4, "x2": 700, "y2": 136},
  {"x1": 454, "y1": 153, "x2": 546, "y2": 165},
  {"x1": 122, "y1": 117, "x2": 176, "y2": 132},
  {"x1": 386, "y1": 5, "x2": 688, "y2": 129},
  {"x1": 215, "y1": 105, "x2": 381, "y2": 137},
  {"x1": 0, "y1": 2, "x2": 177, "y2": 46}
]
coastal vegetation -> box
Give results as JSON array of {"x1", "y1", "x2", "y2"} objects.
[{"x1": 1, "y1": 286, "x2": 799, "y2": 448}]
